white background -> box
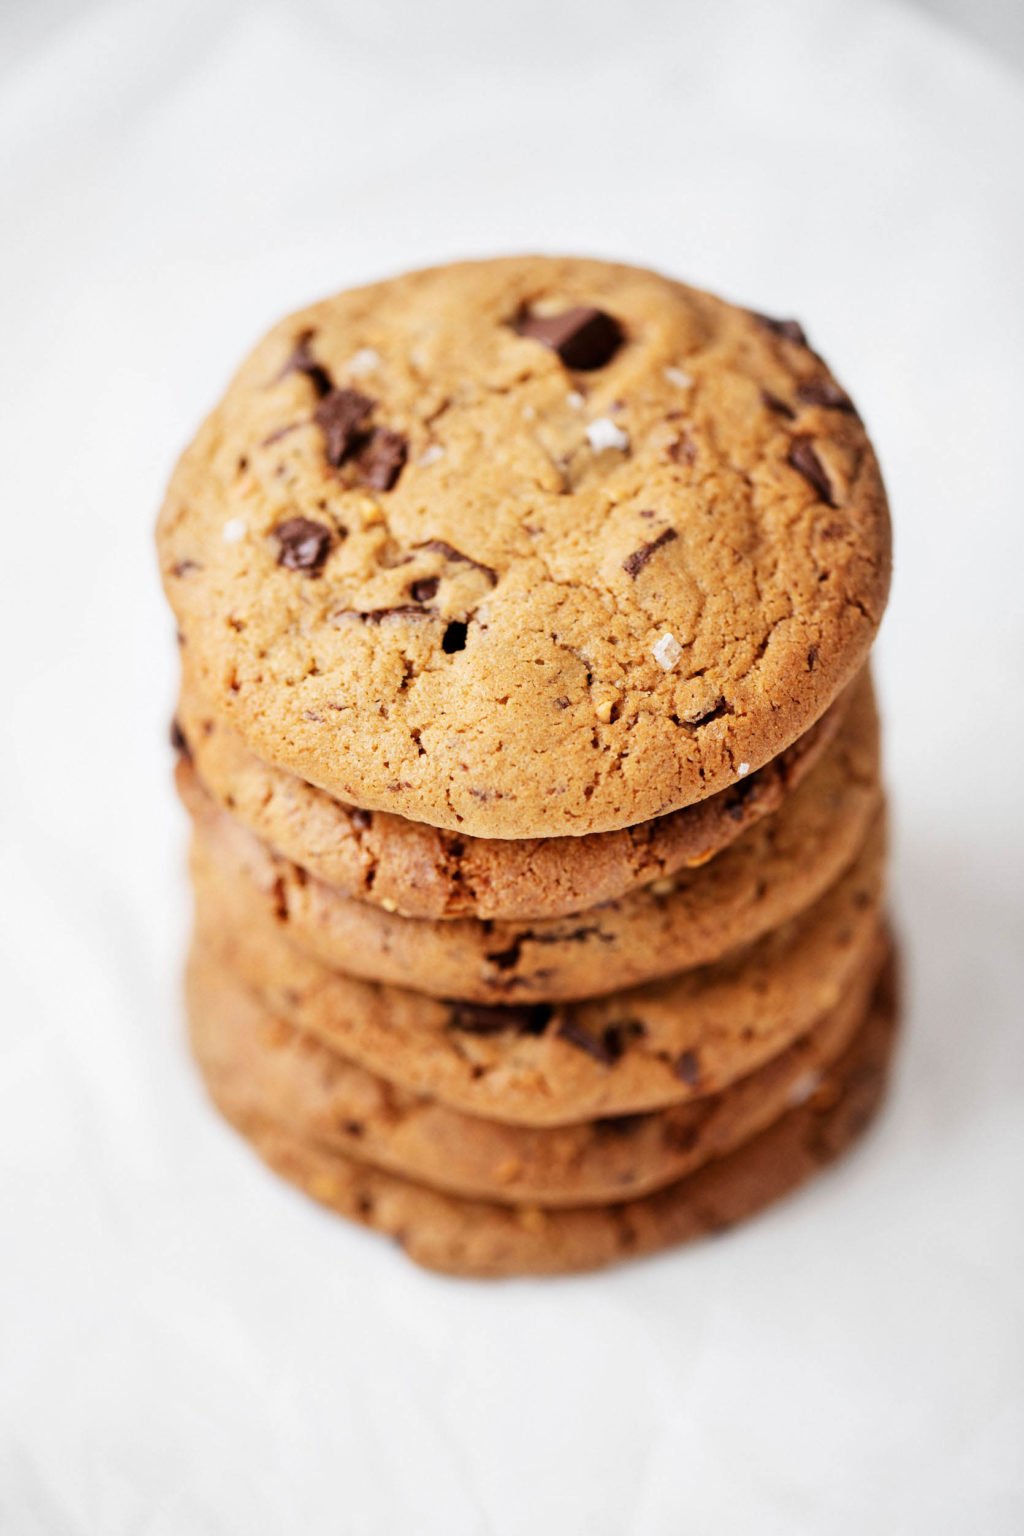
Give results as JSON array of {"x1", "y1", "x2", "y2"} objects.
[{"x1": 2, "y1": 1, "x2": 1023, "y2": 1531}]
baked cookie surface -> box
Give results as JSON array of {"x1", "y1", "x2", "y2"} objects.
[
  {"x1": 174, "y1": 668, "x2": 851, "y2": 921},
  {"x1": 158, "y1": 256, "x2": 891, "y2": 838},
  {"x1": 192, "y1": 820, "x2": 886, "y2": 1126},
  {"x1": 196, "y1": 953, "x2": 899, "y2": 1277},
  {"x1": 180, "y1": 676, "x2": 881, "y2": 1002},
  {"x1": 188, "y1": 933, "x2": 887, "y2": 1208}
]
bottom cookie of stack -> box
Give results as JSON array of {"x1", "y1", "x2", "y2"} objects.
[{"x1": 186, "y1": 939, "x2": 899, "y2": 1278}]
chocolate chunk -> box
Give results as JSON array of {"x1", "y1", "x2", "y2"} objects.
[
  {"x1": 416, "y1": 539, "x2": 498, "y2": 586},
  {"x1": 356, "y1": 426, "x2": 407, "y2": 491},
  {"x1": 797, "y1": 379, "x2": 854, "y2": 412},
  {"x1": 448, "y1": 1000, "x2": 553, "y2": 1036},
  {"x1": 280, "y1": 329, "x2": 333, "y2": 398},
  {"x1": 788, "y1": 435, "x2": 836, "y2": 507},
  {"x1": 336, "y1": 604, "x2": 433, "y2": 624},
  {"x1": 272, "y1": 516, "x2": 333, "y2": 573},
  {"x1": 409, "y1": 576, "x2": 439, "y2": 603},
  {"x1": 676, "y1": 1049, "x2": 701, "y2": 1086},
  {"x1": 514, "y1": 306, "x2": 623, "y2": 370},
  {"x1": 314, "y1": 388, "x2": 375, "y2": 466},
  {"x1": 807, "y1": 644, "x2": 819, "y2": 671},
  {"x1": 622, "y1": 526, "x2": 678, "y2": 578},
  {"x1": 557, "y1": 1017, "x2": 645, "y2": 1067},
  {"x1": 753, "y1": 311, "x2": 809, "y2": 346},
  {"x1": 169, "y1": 717, "x2": 191, "y2": 759},
  {"x1": 442, "y1": 620, "x2": 468, "y2": 654},
  {"x1": 486, "y1": 938, "x2": 523, "y2": 972},
  {"x1": 761, "y1": 390, "x2": 796, "y2": 419},
  {"x1": 349, "y1": 807, "x2": 372, "y2": 830},
  {"x1": 170, "y1": 558, "x2": 201, "y2": 577}
]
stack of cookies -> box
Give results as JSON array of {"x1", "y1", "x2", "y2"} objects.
[{"x1": 158, "y1": 256, "x2": 894, "y2": 1278}]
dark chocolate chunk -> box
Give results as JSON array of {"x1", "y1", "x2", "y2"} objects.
[
  {"x1": 788, "y1": 435, "x2": 837, "y2": 507},
  {"x1": 448, "y1": 1000, "x2": 553, "y2": 1036},
  {"x1": 442, "y1": 620, "x2": 468, "y2": 654},
  {"x1": 349, "y1": 807, "x2": 373, "y2": 830},
  {"x1": 797, "y1": 379, "x2": 854, "y2": 412},
  {"x1": 280, "y1": 329, "x2": 333, "y2": 398},
  {"x1": 169, "y1": 717, "x2": 191, "y2": 759},
  {"x1": 753, "y1": 311, "x2": 809, "y2": 346},
  {"x1": 409, "y1": 576, "x2": 440, "y2": 603},
  {"x1": 170, "y1": 558, "x2": 201, "y2": 577},
  {"x1": 272, "y1": 516, "x2": 333, "y2": 573},
  {"x1": 556, "y1": 1017, "x2": 646, "y2": 1067},
  {"x1": 486, "y1": 937, "x2": 523, "y2": 972},
  {"x1": 314, "y1": 387, "x2": 375, "y2": 466},
  {"x1": 762, "y1": 390, "x2": 796, "y2": 419},
  {"x1": 514, "y1": 306, "x2": 623, "y2": 370},
  {"x1": 356, "y1": 426, "x2": 407, "y2": 491},
  {"x1": 335, "y1": 604, "x2": 433, "y2": 624},
  {"x1": 676, "y1": 1049, "x2": 701, "y2": 1086},
  {"x1": 807, "y1": 644, "x2": 819, "y2": 671},
  {"x1": 415, "y1": 539, "x2": 498, "y2": 586},
  {"x1": 622, "y1": 526, "x2": 678, "y2": 578}
]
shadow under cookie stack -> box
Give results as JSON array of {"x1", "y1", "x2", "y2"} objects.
[{"x1": 159, "y1": 256, "x2": 895, "y2": 1278}]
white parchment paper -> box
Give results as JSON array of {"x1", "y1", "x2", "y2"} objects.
[{"x1": 1, "y1": 1, "x2": 1022, "y2": 1530}]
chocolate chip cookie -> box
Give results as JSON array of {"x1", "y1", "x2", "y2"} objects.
[
  {"x1": 195, "y1": 951, "x2": 898, "y2": 1276},
  {"x1": 191, "y1": 816, "x2": 886, "y2": 1126},
  {"x1": 179, "y1": 674, "x2": 881, "y2": 1002},
  {"x1": 188, "y1": 930, "x2": 888, "y2": 1207},
  {"x1": 173, "y1": 668, "x2": 852, "y2": 921},
  {"x1": 158, "y1": 256, "x2": 891, "y2": 838}
]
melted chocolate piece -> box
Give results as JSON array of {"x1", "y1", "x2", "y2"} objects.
[
  {"x1": 169, "y1": 717, "x2": 191, "y2": 759},
  {"x1": 788, "y1": 435, "x2": 837, "y2": 507},
  {"x1": 314, "y1": 388, "x2": 375, "y2": 466},
  {"x1": 622, "y1": 526, "x2": 678, "y2": 578},
  {"x1": 356, "y1": 427, "x2": 407, "y2": 491},
  {"x1": 279, "y1": 329, "x2": 333, "y2": 398},
  {"x1": 272, "y1": 516, "x2": 333, "y2": 573},
  {"x1": 797, "y1": 379, "x2": 854, "y2": 412},
  {"x1": 753, "y1": 311, "x2": 809, "y2": 346},
  {"x1": 514, "y1": 306, "x2": 623, "y2": 370},
  {"x1": 448, "y1": 1000, "x2": 553, "y2": 1036},
  {"x1": 557, "y1": 1017, "x2": 646, "y2": 1067}
]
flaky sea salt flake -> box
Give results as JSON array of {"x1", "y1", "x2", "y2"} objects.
[
  {"x1": 586, "y1": 416, "x2": 629, "y2": 452},
  {"x1": 653, "y1": 632, "x2": 683, "y2": 671}
]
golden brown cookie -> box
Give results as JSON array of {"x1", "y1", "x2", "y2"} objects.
[
  {"x1": 191, "y1": 816, "x2": 886, "y2": 1126},
  {"x1": 197, "y1": 953, "x2": 899, "y2": 1276},
  {"x1": 158, "y1": 255, "x2": 891, "y2": 838},
  {"x1": 180, "y1": 677, "x2": 881, "y2": 1003},
  {"x1": 173, "y1": 667, "x2": 852, "y2": 921},
  {"x1": 188, "y1": 930, "x2": 887, "y2": 1207}
]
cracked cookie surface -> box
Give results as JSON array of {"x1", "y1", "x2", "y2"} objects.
[
  {"x1": 188, "y1": 932, "x2": 886, "y2": 1208},
  {"x1": 192, "y1": 820, "x2": 886, "y2": 1126},
  {"x1": 158, "y1": 255, "x2": 891, "y2": 838},
  {"x1": 173, "y1": 667, "x2": 852, "y2": 921},
  {"x1": 179, "y1": 675, "x2": 881, "y2": 1002},
  {"x1": 194, "y1": 950, "x2": 899, "y2": 1276}
]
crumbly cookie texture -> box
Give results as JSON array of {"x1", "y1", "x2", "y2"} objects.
[
  {"x1": 178, "y1": 677, "x2": 881, "y2": 1002},
  {"x1": 192, "y1": 824, "x2": 886, "y2": 1126},
  {"x1": 188, "y1": 933, "x2": 886, "y2": 1208},
  {"x1": 173, "y1": 667, "x2": 853, "y2": 922},
  {"x1": 196, "y1": 954, "x2": 899, "y2": 1277},
  {"x1": 158, "y1": 255, "x2": 891, "y2": 838}
]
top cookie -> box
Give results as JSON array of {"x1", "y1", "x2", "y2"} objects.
[{"x1": 158, "y1": 256, "x2": 890, "y2": 838}]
